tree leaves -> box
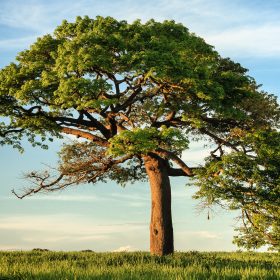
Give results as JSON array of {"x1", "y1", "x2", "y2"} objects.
[
  {"x1": 108, "y1": 126, "x2": 189, "y2": 156},
  {"x1": 192, "y1": 130, "x2": 280, "y2": 251}
]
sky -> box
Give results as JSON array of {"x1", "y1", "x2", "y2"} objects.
[{"x1": 0, "y1": 0, "x2": 279, "y2": 252}]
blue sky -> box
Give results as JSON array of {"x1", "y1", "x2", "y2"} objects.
[{"x1": 0, "y1": 0, "x2": 279, "y2": 252}]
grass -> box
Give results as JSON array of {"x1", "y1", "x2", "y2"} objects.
[{"x1": 0, "y1": 251, "x2": 279, "y2": 279}]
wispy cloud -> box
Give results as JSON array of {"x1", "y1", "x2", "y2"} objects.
[
  {"x1": 0, "y1": 0, "x2": 82, "y2": 33},
  {"x1": 0, "y1": 36, "x2": 38, "y2": 51},
  {"x1": 113, "y1": 245, "x2": 139, "y2": 252},
  {"x1": 1, "y1": 191, "x2": 149, "y2": 203},
  {"x1": 0, "y1": 214, "x2": 148, "y2": 250},
  {"x1": 0, "y1": 214, "x2": 147, "y2": 234},
  {"x1": 28, "y1": 192, "x2": 149, "y2": 204},
  {"x1": 1, "y1": 0, "x2": 280, "y2": 59},
  {"x1": 205, "y1": 24, "x2": 280, "y2": 58},
  {"x1": 0, "y1": 1, "x2": 47, "y2": 32}
]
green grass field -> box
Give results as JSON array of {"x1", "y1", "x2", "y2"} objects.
[{"x1": 0, "y1": 251, "x2": 279, "y2": 280}]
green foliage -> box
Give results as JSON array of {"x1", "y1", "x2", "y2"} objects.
[
  {"x1": 108, "y1": 126, "x2": 189, "y2": 156},
  {"x1": 0, "y1": 251, "x2": 279, "y2": 280},
  {"x1": 192, "y1": 130, "x2": 280, "y2": 251},
  {"x1": 2, "y1": 16, "x2": 275, "y2": 146},
  {"x1": 54, "y1": 77, "x2": 114, "y2": 110}
]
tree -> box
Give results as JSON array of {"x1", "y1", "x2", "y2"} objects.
[{"x1": 0, "y1": 16, "x2": 279, "y2": 255}]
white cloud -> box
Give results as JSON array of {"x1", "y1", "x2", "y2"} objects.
[
  {"x1": 0, "y1": 1, "x2": 81, "y2": 33},
  {"x1": 0, "y1": 36, "x2": 38, "y2": 51},
  {"x1": 0, "y1": 211, "x2": 149, "y2": 250},
  {"x1": 0, "y1": 2, "x2": 47, "y2": 31},
  {"x1": 30, "y1": 192, "x2": 149, "y2": 203},
  {"x1": 113, "y1": 245, "x2": 138, "y2": 252},
  {"x1": 1, "y1": 0, "x2": 280, "y2": 59},
  {"x1": 0, "y1": 214, "x2": 146, "y2": 235},
  {"x1": 112, "y1": 0, "x2": 280, "y2": 58},
  {"x1": 204, "y1": 24, "x2": 280, "y2": 58},
  {"x1": 1, "y1": 190, "x2": 151, "y2": 206},
  {"x1": 0, "y1": 214, "x2": 148, "y2": 250}
]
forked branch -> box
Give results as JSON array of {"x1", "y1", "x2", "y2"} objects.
[{"x1": 154, "y1": 148, "x2": 198, "y2": 176}]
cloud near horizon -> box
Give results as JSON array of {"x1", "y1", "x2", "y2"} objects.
[
  {"x1": 113, "y1": 245, "x2": 139, "y2": 252},
  {"x1": 0, "y1": 214, "x2": 148, "y2": 250}
]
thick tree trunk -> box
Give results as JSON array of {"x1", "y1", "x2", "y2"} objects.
[{"x1": 144, "y1": 154, "x2": 174, "y2": 256}]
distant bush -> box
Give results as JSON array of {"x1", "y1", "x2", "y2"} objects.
[
  {"x1": 80, "y1": 249, "x2": 94, "y2": 252},
  {"x1": 32, "y1": 248, "x2": 50, "y2": 252}
]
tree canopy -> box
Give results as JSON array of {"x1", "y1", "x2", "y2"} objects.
[{"x1": 0, "y1": 16, "x2": 279, "y2": 252}]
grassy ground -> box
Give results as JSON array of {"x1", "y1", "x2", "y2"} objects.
[{"x1": 0, "y1": 251, "x2": 279, "y2": 280}]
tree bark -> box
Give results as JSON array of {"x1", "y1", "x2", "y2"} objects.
[{"x1": 144, "y1": 154, "x2": 174, "y2": 256}]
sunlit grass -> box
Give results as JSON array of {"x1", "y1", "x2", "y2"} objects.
[{"x1": 0, "y1": 251, "x2": 279, "y2": 279}]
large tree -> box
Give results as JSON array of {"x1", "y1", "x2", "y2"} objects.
[{"x1": 0, "y1": 16, "x2": 279, "y2": 255}]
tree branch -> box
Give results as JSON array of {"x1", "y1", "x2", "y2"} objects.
[
  {"x1": 61, "y1": 127, "x2": 108, "y2": 146},
  {"x1": 114, "y1": 86, "x2": 142, "y2": 112},
  {"x1": 166, "y1": 167, "x2": 190, "y2": 176},
  {"x1": 153, "y1": 148, "x2": 196, "y2": 176},
  {"x1": 12, "y1": 154, "x2": 133, "y2": 199},
  {"x1": 14, "y1": 104, "x2": 112, "y2": 140},
  {"x1": 243, "y1": 209, "x2": 277, "y2": 245},
  {"x1": 12, "y1": 174, "x2": 64, "y2": 199},
  {"x1": 81, "y1": 111, "x2": 111, "y2": 138},
  {"x1": 0, "y1": 128, "x2": 24, "y2": 137},
  {"x1": 199, "y1": 128, "x2": 240, "y2": 151}
]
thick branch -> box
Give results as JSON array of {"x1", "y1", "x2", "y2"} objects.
[
  {"x1": 166, "y1": 167, "x2": 190, "y2": 176},
  {"x1": 56, "y1": 115, "x2": 110, "y2": 138},
  {"x1": 81, "y1": 111, "x2": 111, "y2": 138},
  {"x1": 61, "y1": 127, "x2": 108, "y2": 146},
  {"x1": 114, "y1": 86, "x2": 142, "y2": 112},
  {"x1": 154, "y1": 148, "x2": 195, "y2": 176},
  {"x1": 14, "y1": 104, "x2": 111, "y2": 140}
]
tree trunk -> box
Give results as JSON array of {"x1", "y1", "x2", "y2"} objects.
[{"x1": 144, "y1": 154, "x2": 174, "y2": 256}]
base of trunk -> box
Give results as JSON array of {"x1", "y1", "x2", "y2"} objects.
[{"x1": 150, "y1": 217, "x2": 174, "y2": 255}]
